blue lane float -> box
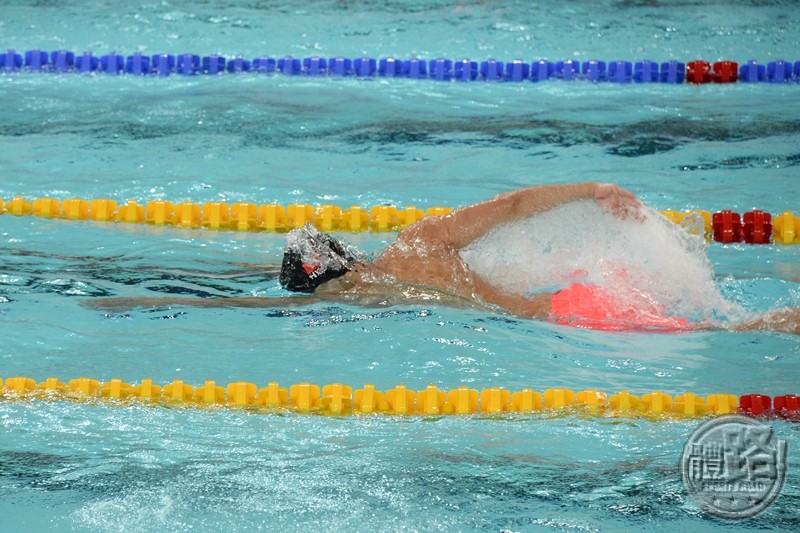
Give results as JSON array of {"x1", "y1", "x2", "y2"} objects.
[{"x1": 2, "y1": 48, "x2": 799, "y2": 84}]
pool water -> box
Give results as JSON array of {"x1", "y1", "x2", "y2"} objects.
[{"x1": 1, "y1": 1, "x2": 800, "y2": 531}]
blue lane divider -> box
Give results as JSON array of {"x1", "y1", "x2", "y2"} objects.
[{"x1": 2, "y1": 49, "x2": 799, "y2": 84}]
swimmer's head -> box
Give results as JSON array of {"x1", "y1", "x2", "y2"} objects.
[{"x1": 279, "y1": 224, "x2": 355, "y2": 293}]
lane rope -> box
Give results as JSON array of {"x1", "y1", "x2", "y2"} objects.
[
  {"x1": 2, "y1": 49, "x2": 799, "y2": 84},
  {"x1": 2, "y1": 196, "x2": 798, "y2": 244},
  {"x1": 1, "y1": 376, "x2": 797, "y2": 419}
]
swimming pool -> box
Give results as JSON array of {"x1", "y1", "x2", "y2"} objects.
[{"x1": 2, "y1": 1, "x2": 800, "y2": 531}]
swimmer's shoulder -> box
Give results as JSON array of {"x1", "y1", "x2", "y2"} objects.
[
  {"x1": 379, "y1": 218, "x2": 457, "y2": 265},
  {"x1": 396, "y1": 216, "x2": 453, "y2": 245}
]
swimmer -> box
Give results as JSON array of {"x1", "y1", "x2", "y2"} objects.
[{"x1": 86, "y1": 182, "x2": 800, "y2": 335}]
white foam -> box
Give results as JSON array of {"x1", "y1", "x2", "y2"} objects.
[
  {"x1": 285, "y1": 224, "x2": 353, "y2": 275},
  {"x1": 460, "y1": 200, "x2": 744, "y2": 322}
]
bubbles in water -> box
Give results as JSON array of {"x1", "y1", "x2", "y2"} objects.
[{"x1": 460, "y1": 201, "x2": 744, "y2": 323}]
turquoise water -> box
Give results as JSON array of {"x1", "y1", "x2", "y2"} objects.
[{"x1": 2, "y1": 1, "x2": 800, "y2": 531}]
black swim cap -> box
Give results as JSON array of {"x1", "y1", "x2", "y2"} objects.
[{"x1": 279, "y1": 224, "x2": 354, "y2": 293}]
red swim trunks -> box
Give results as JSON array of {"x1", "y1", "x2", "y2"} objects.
[{"x1": 549, "y1": 282, "x2": 692, "y2": 332}]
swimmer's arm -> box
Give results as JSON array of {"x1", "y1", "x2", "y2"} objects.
[
  {"x1": 82, "y1": 291, "x2": 420, "y2": 313},
  {"x1": 412, "y1": 182, "x2": 640, "y2": 249},
  {"x1": 83, "y1": 295, "x2": 322, "y2": 312},
  {"x1": 469, "y1": 277, "x2": 554, "y2": 319}
]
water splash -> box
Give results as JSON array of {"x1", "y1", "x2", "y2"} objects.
[{"x1": 460, "y1": 201, "x2": 745, "y2": 323}]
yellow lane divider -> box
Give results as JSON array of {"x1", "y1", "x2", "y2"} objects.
[
  {"x1": 1, "y1": 196, "x2": 798, "y2": 243},
  {"x1": 1, "y1": 376, "x2": 797, "y2": 418},
  {"x1": 0, "y1": 196, "x2": 450, "y2": 232}
]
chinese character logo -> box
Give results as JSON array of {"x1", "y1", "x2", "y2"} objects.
[{"x1": 681, "y1": 415, "x2": 788, "y2": 519}]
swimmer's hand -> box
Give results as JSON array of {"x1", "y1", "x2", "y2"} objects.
[{"x1": 592, "y1": 183, "x2": 643, "y2": 221}]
